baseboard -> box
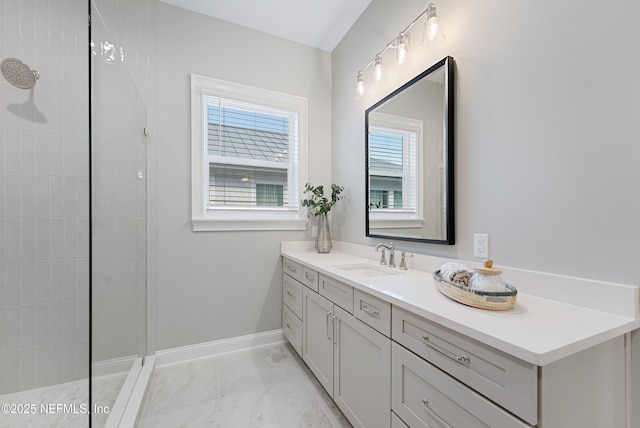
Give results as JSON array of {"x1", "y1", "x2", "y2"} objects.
[
  {"x1": 92, "y1": 355, "x2": 138, "y2": 378},
  {"x1": 155, "y1": 329, "x2": 284, "y2": 367}
]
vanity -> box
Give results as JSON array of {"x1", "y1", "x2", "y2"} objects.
[{"x1": 281, "y1": 241, "x2": 639, "y2": 428}]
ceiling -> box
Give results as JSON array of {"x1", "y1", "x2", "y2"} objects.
[{"x1": 159, "y1": 0, "x2": 372, "y2": 52}]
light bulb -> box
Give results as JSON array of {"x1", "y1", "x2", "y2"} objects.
[
  {"x1": 423, "y1": 3, "x2": 445, "y2": 45},
  {"x1": 355, "y1": 71, "x2": 366, "y2": 100},
  {"x1": 395, "y1": 32, "x2": 411, "y2": 69},
  {"x1": 373, "y1": 54, "x2": 383, "y2": 82}
]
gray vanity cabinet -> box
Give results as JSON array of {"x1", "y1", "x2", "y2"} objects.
[
  {"x1": 282, "y1": 265, "x2": 305, "y2": 356},
  {"x1": 302, "y1": 280, "x2": 391, "y2": 428},
  {"x1": 302, "y1": 287, "x2": 334, "y2": 393}
]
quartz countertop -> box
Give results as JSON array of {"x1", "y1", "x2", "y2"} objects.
[{"x1": 281, "y1": 243, "x2": 640, "y2": 366}]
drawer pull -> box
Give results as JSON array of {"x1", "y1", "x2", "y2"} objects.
[
  {"x1": 305, "y1": 272, "x2": 314, "y2": 281},
  {"x1": 287, "y1": 265, "x2": 297, "y2": 273},
  {"x1": 361, "y1": 303, "x2": 380, "y2": 319},
  {"x1": 286, "y1": 323, "x2": 295, "y2": 334},
  {"x1": 286, "y1": 290, "x2": 295, "y2": 299},
  {"x1": 421, "y1": 399, "x2": 453, "y2": 428},
  {"x1": 422, "y1": 334, "x2": 470, "y2": 365},
  {"x1": 326, "y1": 312, "x2": 333, "y2": 340},
  {"x1": 333, "y1": 315, "x2": 338, "y2": 345}
]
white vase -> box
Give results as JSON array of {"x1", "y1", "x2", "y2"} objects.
[{"x1": 315, "y1": 213, "x2": 332, "y2": 253}]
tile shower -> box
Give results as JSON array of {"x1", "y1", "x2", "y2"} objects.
[{"x1": 0, "y1": 0, "x2": 156, "y2": 426}]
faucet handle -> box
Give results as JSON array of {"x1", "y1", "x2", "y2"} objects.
[{"x1": 399, "y1": 251, "x2": 413, "y2": 270}]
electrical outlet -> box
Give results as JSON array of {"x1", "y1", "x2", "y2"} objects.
[{"x1": 473, "y1": 233, "x2": 489, "y2": 258}]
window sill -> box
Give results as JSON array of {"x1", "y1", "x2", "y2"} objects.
[
  {"x1": 192, "y1": 217, "x2": 307, "y2": 232},
  {"x1": 369, "y1": 219, "x2": 423, "y2": 229}
]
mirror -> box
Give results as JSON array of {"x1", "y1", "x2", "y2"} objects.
[{"x1": 366, "y1": 56, "x2": 454, "y2": 244}]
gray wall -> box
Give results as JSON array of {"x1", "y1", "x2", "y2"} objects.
[
  {"x1": 332, "y1": 0, "x2": 640, "y2": 285},
  {"x1": 155, "y1": 3, "x2": 331, "y2": 350}
]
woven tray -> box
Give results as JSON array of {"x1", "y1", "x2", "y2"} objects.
[{"x1": 433, "y1": 270, "x2": 517, "y2": 311}]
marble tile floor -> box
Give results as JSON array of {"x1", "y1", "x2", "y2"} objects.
[
  {"x1": 0, "y1": 372, "x2": 128, "y2": 428},
  {"x1": 0, "y1": 379, "x2": 89, "y2": 428},
  {"x1": 138, "y1": 342, "x2": 352, "y2": 427}
]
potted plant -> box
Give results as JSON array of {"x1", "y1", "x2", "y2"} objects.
[{"x1": 301, "y1": 183, "x2": 344, "y2": 253}]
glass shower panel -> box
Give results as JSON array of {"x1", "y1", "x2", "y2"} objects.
[{"x1": 90, "y1": 5, "x2": 147, "y2": 426}]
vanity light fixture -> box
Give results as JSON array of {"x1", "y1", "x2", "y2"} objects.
[
  {"x1": 355, "y1": 71, "x2": 366, "y2": 100},
  {"x1": 354, "y1": 2, "x2": 445, "y2": 100}
]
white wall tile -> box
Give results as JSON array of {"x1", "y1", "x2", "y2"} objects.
[
  {"x1": 21, "y1": 346, "x2": 36, "y2": 390},
  {"x1": 21, "y1": 219, "x2": 36, "y2": 260},
  {"x1": 0, "y1": 221, "x2": 6, "y2": 261},
  {"x1": 6, "y1": 262, "x2": 21, "y2": 306},
  {"x1": 63, "y1": 177, "x2": 77, "y2": 218},
  {"x1": 50, "y1": 301, "x2": 63, "y2": 343},
  {"x1": 36, "y1": 219, "x2": 51, "y2": 260},
  {"x1": 63, "y1": 218, "x2": 77, "y2": 258},
  {"x1": 0, "y1": 307, "x2": 7, "y2": 351},
  {"x1": 50, "y1": 218, "x2": 63, "y2": 258},
  {"x1": 21, "y1": 304, "x2": 36, "y2": 348},
  {"x1": 6, "y1": 218, "x2": 21, "y2": 261},
  {"x1": 6, "y1": 132, "x2": 21, "y2": 174},
  {"x1": 50, "y1": 260, "x2": 63, "y2": 301},
  {"x1": 36, "y1": 302, "x2": 51, "y2": 345},
  {"x1": 21, "y1": 132, "x2": 36, "y2": 175},
  {"x1": 63, "y1": 259, "x2": 77, "y2": 300},
  {"x1": 36, "y1": 176, "x2": 51, "y2": 218},
  {"x1": 49, "y1": 342, "x2": 62, "y2": 385},
  {"x1": 20, "y1": 175, "x2": 36, "y2": 218},
  {"x1": 36, "y1": 344, "x2": 51, "y2": 387},
  {"x1": 62, "y1": 340, "x2": 77, "y2": 382},
  {"x1": 36, "y1": 260, "x2": 51, "y2": 303},
  {"x1": 21, "y1": 261, "x2": 36, "y2": 304},
  {"x1": 49, "y1": 133, "x2": 63, "y2": 175},
  {"x1": 35, "y1": 132, "x2": 51, "y2": 175},
  {"x1": 50, "y1": 176, "x2": 63, "y2": 218},
  {"x1": 0, "y1": 351, "x2": 6, "y2": 394},
  {"x1": 6, "y1": 348, "x2": 21, "y2": 393},
  {"x1": 63, "y1": 300, "x2": 77, "y2": 341},
  {"x1": 7, "y1": 306, "x2": 21, "y2": 349},
  {"x1": 5, "y1": 175, "x2": 21, "y2": 218}
]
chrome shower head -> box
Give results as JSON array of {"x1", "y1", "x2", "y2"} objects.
[{"x1": 1, "y1": 58, "x2": 40, "y2": 89}]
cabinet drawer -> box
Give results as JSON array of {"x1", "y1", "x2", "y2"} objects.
[
  {"x1": 283, "y1": 274, "x2": 303, "y2": 318},
  {"x1": 319, "y1": 274, "x2": 354, "y2": 314},
  {"x1": 392, "y1": 343, "x2": 530, "y2": 428},
  {"x1": 283, "y1": 305, "x2": 302, "y2": 357},
  {"x1": 354, "y1": 289, "x2": 391, "y2": 337},
  {"x1": 302, "y1": 266, "x2": 319, "y2": 292},
  {"x1": 392, "y1": 306, "x2": 537, "y2": 425},
  {"x1": 283, "y1": 258, "x2": 303, "y2": 282}
]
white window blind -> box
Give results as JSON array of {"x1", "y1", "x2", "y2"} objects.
[
  {"x1": 368, "y1": 126, "x2": 417, "y2": 212},
  {"x1": 205, "y1": 98, "x2": 298, "y2": 211}
]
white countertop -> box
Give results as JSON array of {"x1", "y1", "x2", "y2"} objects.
[{"x1": 281, "y1": 242, "x2": 640, "y2": 366}]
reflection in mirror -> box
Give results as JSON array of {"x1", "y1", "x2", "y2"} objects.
[{"x1": 366, "y1": 56, "x2": 454, "y2": 244}]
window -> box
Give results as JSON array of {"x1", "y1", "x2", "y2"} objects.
[
  {"x1": 191, "y1": 75, "x2": 307, "y2": 231},
  {"x1": 368, "y1": 112, "x2": 422, "y2": 228}
]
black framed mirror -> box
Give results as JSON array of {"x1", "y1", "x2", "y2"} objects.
[{"x1": 365, "y1": 56, "x2": 454, "y2": 244}]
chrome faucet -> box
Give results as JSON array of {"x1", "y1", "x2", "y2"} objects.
[{"x1": 374, "y1": 242, "x2": 395, "y2": 268}]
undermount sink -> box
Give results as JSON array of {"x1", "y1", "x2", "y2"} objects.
[{"x1": 334, "y1": 263, "x2": 399, "y2": 278}]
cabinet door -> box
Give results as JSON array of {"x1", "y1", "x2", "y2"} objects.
[
  {"x1": 302, "y1": 287, "x2": 334, "y2": 396},
  {"x1": 334, "y1": 306, "x2": 391, "y2": 428}
]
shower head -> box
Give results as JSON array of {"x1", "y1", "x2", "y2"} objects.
[{"x1": 1, "y1": 58, "x2": 40, "y2": 89}]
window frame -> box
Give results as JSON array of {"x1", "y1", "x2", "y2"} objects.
[{"x1": 191, "y1": 74, "x2": 308, "y2": 231}]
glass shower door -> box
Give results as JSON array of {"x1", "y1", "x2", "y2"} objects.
[{"x1": 90, "y1": 4, "x2": 147, "y2": 426}]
